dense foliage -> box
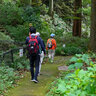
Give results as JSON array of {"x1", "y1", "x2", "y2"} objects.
[
  {"x1": 11, "y1": 55, "x2": 30, "y2": 70},
  {"x1": 46, "y1": 54, "x2": 96, "y2": 96},
  {"x1": 68, "y1": 54, "x2": 92, "y2": 69},
  {"x1": 0, "y1": 32, "x2": 15, "y2": 51},
  {"x1": 0, "y1": 3, "x2": 23, "y2": 25},
  {"x1": 0, "y1": 1, "x2": 90, "y2": 55},
  {"x1": 0, "y1": 65, "x2": 19, "y2": 95},
  {"x1": 0, "y1": 55, "x2": 29, "y2": 95},
  {"x1": 56, "y1": 34, "x2": 89, "y2": 55}
]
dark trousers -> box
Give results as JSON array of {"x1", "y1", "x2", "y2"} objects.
[{"x1": 29, "y1": 54, "x2": 40, "y2": 80}]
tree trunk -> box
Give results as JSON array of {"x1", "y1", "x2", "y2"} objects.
[
  {"x1": 89, "y1": 0, "x2": 96, "y2": 51},
  {"x1": 30, "y1": 0, "x2": 32, "y2": 5},
  {"x1": 0, "y1": 0, "x2": 2, "y2": 3},
  {"x1": 49, "y1": 0, "x2": 54, "y2": 17},
  {"x1": 73, "y1": 0, "x2": 82, "y2": 37}
]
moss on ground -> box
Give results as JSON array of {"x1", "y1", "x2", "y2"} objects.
[{"x1": 6, "y1": 56, "x2": 71, "y2": 96}]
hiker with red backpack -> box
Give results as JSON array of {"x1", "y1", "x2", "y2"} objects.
[
  {"x1": 46, "y1": 33, "x2": 56, "y2": 63},
  {"x1": 26, "y1": 28, "x2": 45, "y2": 83}
]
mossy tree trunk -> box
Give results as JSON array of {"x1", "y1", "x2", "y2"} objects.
[
  {"x1": 89, "y1": 0, "x2": 96, "y2": 51},
  {"x1": 30, "y1": 0, "x2": 32, "y2": 5},
  {"x1": 49, "y1": 0, "x2": 54, "y2": 17},
  {"x1": 0, "y1": 0, "x2": 2, "y2": 3},
  {"x1": 73, "y1": 0, "x2": 82, "y2": 37}
]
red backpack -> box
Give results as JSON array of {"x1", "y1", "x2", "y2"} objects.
[{"x1": 28, "y1": 36, "x2": 39, "y2": 54}]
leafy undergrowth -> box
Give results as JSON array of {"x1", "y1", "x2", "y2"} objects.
[
  {"x1": 68, "y1": 54, "x2": 93, "y2": 70},
  {"x1": 46, "y1": 54, "x2": 96, "y2": 96},
  {"x1": 0, "y1": 66, "x2": 19, "y2": 95},
  {"x1": 0, "y1": 32, "x2": 15, "y2": 51},
  {"x1": 0, "y1": 56, "x2": 30, "y2": 96}
]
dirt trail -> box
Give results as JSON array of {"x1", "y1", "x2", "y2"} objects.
[{"x1": 6, "y1": 56, "x2": 71, "y2": 96}]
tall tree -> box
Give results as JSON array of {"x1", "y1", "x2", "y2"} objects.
[
  {"x1": 30, "y1": 0, "x2": 32, "y2": 5},
  {"x1": 73, "y1": 0, "x2": 82, "y2": 37},
  {"x1": 89, "y1": 0, "x2": 96, "y2": 51},
  {"x1": 49, "y1": 0, "x2": 54, "y2": 17},
  {"x1": 0, "y1": 0, "x2": 2, "y2": 3}
]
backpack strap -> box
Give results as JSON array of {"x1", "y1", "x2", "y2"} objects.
[
  {"x1": 29, "y1": 35, "x2": 32, "y2": 39},
  {"x1": 49, "y1": 38, "x2": 53, "y2": 43},
  {"x1": 29, "y1": 35, "x2": 37, "y2": 39},
  {"x1": 49, "y1": 38, "x2": 54, "y2": 46},
  {"x1": 35, "y1": 36, "x2": 38, "y2": 39},
  {"x1": 48, "y1": 38, "x2": 52, "y2": 42}
]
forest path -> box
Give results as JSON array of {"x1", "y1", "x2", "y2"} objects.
[{"x1": 6, "y1": 56, "x2": 71, "y2": 96}]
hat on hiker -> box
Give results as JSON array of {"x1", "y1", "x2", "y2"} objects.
[
  {"x1": 50, "y1": 33, "x2": 55, "y2": 37},
  {"x1": 36, "y1": 32, "x2": 40, "y2": 36}
]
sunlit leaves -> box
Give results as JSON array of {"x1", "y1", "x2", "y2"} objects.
[
  {"x1": 47, "y1": 65, "x2": 96, "y2": 96},
  {"x1": 68, "y1": 54, "x2": 92, "y2": 69},
  {"x1": 0, "y1": 66, "x2": 19, "y2": 95},
  {"x1": 47, "y1": 54, "x2": 96, "y2": 96},
  {"x1": 74, "y1": 63, "x2": 83, "y2": 68}
]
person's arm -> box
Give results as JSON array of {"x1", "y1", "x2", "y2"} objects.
[
  {"x1": 25, "y1": 37, "x2": 29, "y2": 45},
  {"x1": 53, "y1": 39, "x2": 56, "y2": 48},
  {"x1": 42, "y1": 40, "x2": 45, "y2": 49},
  {"x1": 38, "y1": 37, "x2": 46, "y2": 54},
  {"x1": 25, "y1": 37, "x2": 30, "y2": 58},
  {"x1": 46, "y1": 39, "x2": 49, "y2": 50}
]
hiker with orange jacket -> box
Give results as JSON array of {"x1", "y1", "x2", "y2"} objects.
[{"x1": 46, "y1": 33, "x2": 56, "y2": 63}]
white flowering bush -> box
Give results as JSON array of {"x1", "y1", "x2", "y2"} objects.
[{"x1": 40, "y1": 13, "x2": 72, "y2": 37}]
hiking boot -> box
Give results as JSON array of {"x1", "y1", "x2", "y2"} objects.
[
  {"x1": 31, "y1": 79, "x2": 35, "y2": 82},
  {"x1": 33, "y1": 79, "x2": 39, "y2": 83}
]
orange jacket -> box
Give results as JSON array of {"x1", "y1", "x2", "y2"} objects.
[{"x1": 46, "y1": 38, "x2": 56, "y2": 50}]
